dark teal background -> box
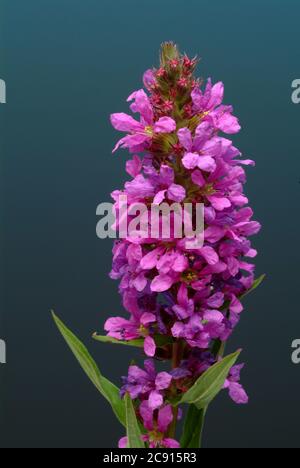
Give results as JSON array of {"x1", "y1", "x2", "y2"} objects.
[{"x1": 1, "y1": 0, "x2": 300, "y2": 448}]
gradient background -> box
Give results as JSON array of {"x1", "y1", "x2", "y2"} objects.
[{"x1": 0, "y1": 0, "x2": 300, "y2": 448}]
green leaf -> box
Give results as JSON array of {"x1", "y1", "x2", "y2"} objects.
[
  {"x1": 179, "y1": 350, "x2": 241, "y2": 409},
  {"x1": 180, "y1": 405, "x2": 207, "y2": 448},
  {"x1": 241, "y1": 274, "x2": 266, "y2": 299},
  {"x1": 92, "y1": 334, "x2": 173, "y2": 348},
  {"x1": 52, "y1": 311, "x2": 125, "y2": 427},
  {"x1": 92, "y1": 334, "x2": 144, "y2": 348},
  {"x1": 125, "y1": 394, "x2": 145, "y2": 448}
]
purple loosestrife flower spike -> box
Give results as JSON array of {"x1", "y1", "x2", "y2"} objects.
[{"x1": 105, "y1": 42, "x2": 262, "y2": 448}]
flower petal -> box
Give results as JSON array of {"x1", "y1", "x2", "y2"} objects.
[
  {"x1": 144, "y1": 336, "x2": 156, "y2": 357},
  {"x1": 167, "y1": 183, "x2": 186, "y2": 202},
  {"x1": 159, "y1": 165, "x2": 174, "y2": 186},
  {"x1": 148, "y1": 390, "x2": 163, "y2": 409},
  {"x1": 113, "y1": 133, "x2": 150, "y2": 153},
  {"x1": 128, "y1": 89, "x2": 153, "y2": 125},
  {"x1": 207, "y1": 81, "x2": 224, "y2": 109},
  {"x1": 177, "y1": 127, "x2": 193, "y2": 151},
  {"x1": 151, "y1": 274, "x2": 174, "y2": 292},
  {"x1": 125, "y1": 174, "x2": 155, "y2": 198},
  {"x1": 143, "y1": 69, "x2": 156, "y2": 90},
  {"x1": 118, "y1": 437, "x2": 128, "y2": 448},
  {"x1": 153, "y1": 190, "x2": 167, "y2": 205},
  {"x1": 171, "y1": 322, "x2": 185, "y2": 338},
  {"x1": 140, "y1": 312, "x2": 156, "y2": 326},
  {"x1": 228, "y1": 382, "x2": 249, "y2": 404},
  {"x1": 172, "y1": 254, "x2": 188, "y2": 272},
  {"x1": 207, "y1": 195, "x2": 231, "y2": 211},
  {"x1": 200, "y1": 246, "x2": 219, "y2": 265},
  {"x1": 192, "y1": 169, "x2": 206, "y2": 187},
  {"x1": 110, "y1": 113, "x2": 143, "y2": 132},
  {"x1": 163, "y1": 438, "x2": 180, "y2": 448},
  {"x1": 197, "y1": 155, "x2": 216, "y2": 172},
  {"x1": 182, "y1": 152, "x2": 200, "y2": 170},
  {"x1": 140, "y1": 247, "x2": 164, "y2": 270},
  {"x1": 139, "y1": 400, "x2": 154, "y2": 431},
  {"x1": 157, "y1": 405, "x2": 173, "y2": 433},
  {"x1": 133, "y1": 272, "x2": 147, "y2": 292},
  {"x1": 126, "y1": 155, "x2": 143, "y2": 178},
  {"x1": 154, "y1": 117, "x2": 176, "y2": 133},
  {"x1": 194, "y1": 121, "x2": 212, "y2": 149},
  {"x1": 230, "y1": 295, "x2": 243, "y2": 314},
  {"x1": 155, "y1": 372, "x2": 172, "y2": 390}
]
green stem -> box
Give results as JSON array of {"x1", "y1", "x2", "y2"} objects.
[
  {"x1": 211, "y1": 339, "x2": 226, "y2": 358},
  {"x1": 167, "y1": 341, "x2": 182, "y2": 439},
  {"x1": 219, "y1": 341, "x2": 226, "y2": 358},
  {"x1": 171, "y1": 341, "x2": 180, "y2": 368}
]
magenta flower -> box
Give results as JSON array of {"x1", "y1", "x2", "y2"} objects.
[
  {"x1": 153, "y1": 165, "x2": 186, "y2": 204},
  {"x1": 223, "y1": 364, "x2": 249, "y2": 404},
  {"x1": 111, "y1": 89, "x2": 176, "y2": 153},
  {"x1": 191, "y1": 78, "x2": 241, "y2": 134},
  {"x1": 126, "y1": 155, "x2": 143, "y2": 177},
  {"x1": 172, "y1": 283, "x2": 195, "y2": 320},
  {"x1": 121, "y1": 360, "x2": 172, "y2": 410},
  {"x1": 104, "y1": 312, "x2": 157, "y2": 357},
  {"x1": 140, "y1": 246, "x2": 188, "y2": 293},
  {"x1": 171, "y1": 309, "x2": 225, "y2": 349},
  {"x1": 118, "y1": 403, "x2": 180, "y2": 448},
  {"x1": 143, "y1": 69, "x2": 156, "y2": 90},
  {"x1": 140, "y1": 402, "x2": 180, "y2": 448},
  {"x1": 177, "y1": 123, "x2": 217, "y2": 172},
  {"x1": 191, "y1": 78, "x2": 224, "y2": 113}
]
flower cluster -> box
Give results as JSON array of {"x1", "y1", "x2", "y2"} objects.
[{"x1": 106, "y1": 43, "x2": 261, "y2": 448}]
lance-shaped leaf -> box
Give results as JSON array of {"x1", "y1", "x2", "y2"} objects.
[
  {"x1": 92, "y1": 334, "x2": 173, "y2": 348},
  {"x1": 241, "y1": 274, "x2": 266, "y2": 300},
  {"x1": 52, "y1": 311, "x2": 125, "y2": 427},
  {"x1": 125, "y1": 394, "x2": 145, "y2": 448},
  {"x1": 179, "y1": 350, "x2": 241, "y2": 409},
  {"x1": 180, "y1": 405, "x2": 207, "y2": 448},
  {"x1": 92, "y1": 334, "x2": 145, "y2": 348}
]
